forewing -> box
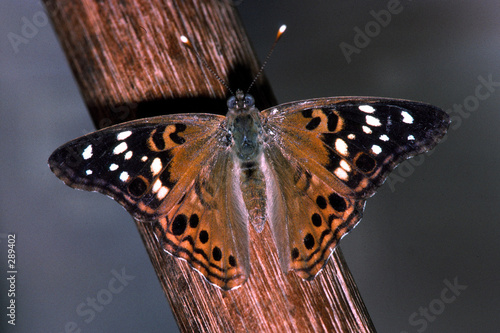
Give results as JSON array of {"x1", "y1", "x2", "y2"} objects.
[
  {"x1": 49, "y1": 114, "x2": 224, "y2": 221},
  {"x1": 262, "y1": 97, "x2": 449, "y2": 199}
]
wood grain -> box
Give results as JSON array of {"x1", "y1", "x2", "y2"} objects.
[{"x1": 43, "y1": 0, "x2": 376, "y2": 331}]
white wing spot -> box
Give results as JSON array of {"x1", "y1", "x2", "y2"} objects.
[
  {"x1": 82, "y1": 144, "x2": 93, "y2": 160},
  {"x1": 334, "y1": 167, "x2": 349, "y2": 181},
  {"x1": 152, "y1": 179, "x2": 162, "y2": 193},
  {"x1": 408, "y1": 134, "x2": 415, "y2": 141},
  {"x1": 335, "y1": 138, "x2": 349, "y2": 156},
  {"x1": 379, "y1": 134, "x2": 389, "y2": 141},
  {"x1": 117, "y1": 130, "x2": 132, "y2": 140},
  {"x1": 347, "y1": 133, "x2": 356, "y2": 140},
  {"x1": 109, "y1": 163, "x2": 119, "y2": 171},
  {"x1": 119, "y1": 171, "x2": 129, "y2": 182},
  {"x1": 340, "y1": 160, "x2": 351, "y2": 172},
  {"x1": 151, "y1": 157, "x2": 162, "y2": 176},
  {"x1": 157, "y1": 186, "x2": 169, "y2": 200},
  {"x1": 366, "y1": 115, "x2": 382, "y2": 127},
  {"x1": 359, "y1": 105, "x2": 375, "y2": 113},
  {"x1": 113, "y1": 142, "x2": 128, "y2": 155},
  {"x1": 270, "y1": 108, "x2": 279, "y2": 115},
  {"x1": 141, "y1": 156, "x2": 148, "y2": 162},
  {"x1": 362, "y1": 126, "x2": 372, "y2": 134},
  {"x1": 85, "y1": 169, "x2": 93, "y2": 175},
  {"x1": 371, "y1": 145, "x2": 382, "y2": 155},
  {"x1": 401, "y1": 111, "x2": 414, "y2": 124},
  {"x1": 124, "y1": 151, "x2": 133, "y2": 160}
]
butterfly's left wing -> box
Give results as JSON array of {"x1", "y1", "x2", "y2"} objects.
[
  {"x1": 261, "y1": 97, "x2": 449, "y2": 279},
  {"x1": 49, "y1": 114, "x2": 250, "y2": 290}
]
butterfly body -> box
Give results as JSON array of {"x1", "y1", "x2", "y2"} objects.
[
  {"x1": 49, "y1": 93, "x2": 449, "y2": 290},
  {"x1": 227, "y1": 90, "x2": 268, "y2": 233}
]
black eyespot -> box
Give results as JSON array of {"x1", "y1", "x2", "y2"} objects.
[
  {"x1": 171, "y1": 214, "x2": 187, "y2": 236},
  {"x1": 316, "y1": 196, "x2": 327, "y2": 209},
  {"x1": 229, "y1": 255, "x2": 237, "y2": 267},
  {"x1": 328, "y1": 193, "x2": 347, "y2": 212},
  {"x1": 312, "y1": 213, "x2": 322, "y2": 227},
  {"x1": 212, "y1": 247, "x2": 222, "y2": 261},
  {"x1": 199, "y1": 230, "x2": 209, "y2": 244},
  {"x1": 189, "y1": 214, "x2": 199, "y2": 228},
  {"x1": 304, "y1": 234, "x2": 315, "y2": 250}
]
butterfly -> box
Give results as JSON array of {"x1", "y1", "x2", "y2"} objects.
[{"x1": 49, "y1": 87, "x2": 449, "y2": 290}]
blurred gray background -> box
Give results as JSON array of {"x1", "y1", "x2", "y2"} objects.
[{"x1": 1, "y1": 1, "x2": 499, "y2": 332}]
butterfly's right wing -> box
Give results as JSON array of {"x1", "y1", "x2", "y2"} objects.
[
  {"x1": 260, "y1": 97, "x2": 449, "y2": 279},
  {"x1": 49, "y1": 114, "x2": 250, "y2": 290}
]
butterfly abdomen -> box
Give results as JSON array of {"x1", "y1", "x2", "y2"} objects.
[{"x1": 238, "y1": 160, "x2": 267, "y2": 233}]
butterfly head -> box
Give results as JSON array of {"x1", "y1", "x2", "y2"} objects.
[
  {"x1": 226, "y1": 89, "x2": 255, "y2": 112},
  {"x1": 226, "y1": 90, "x2": 262, "y2": 161}
]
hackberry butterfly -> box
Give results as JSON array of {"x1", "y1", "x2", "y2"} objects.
[{"x1": 49, "y1": 28, "x2": 449, "y2": 290}]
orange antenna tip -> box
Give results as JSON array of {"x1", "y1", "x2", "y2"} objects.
[
  {"x1": 276, "y1": 25, "x2": 287, "y2": 40},
  {"x1": 180, "y1": 35, "x2": 192, "y2": 47}
]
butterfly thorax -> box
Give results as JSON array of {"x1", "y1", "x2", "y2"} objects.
[
  {"x1": 226, "y1": 90, "x2": 267, "y2": 232},
  {"x1": 226, "y1": 90, "x2": 262, "y2": 160}
]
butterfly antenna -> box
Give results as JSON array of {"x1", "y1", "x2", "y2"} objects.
[
  {"x1": 246, "y1": 24, "x2": 287, "y2": 94},
  {"x1": 180, "y1": 35, "x2": 234, "y2": 96}
]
